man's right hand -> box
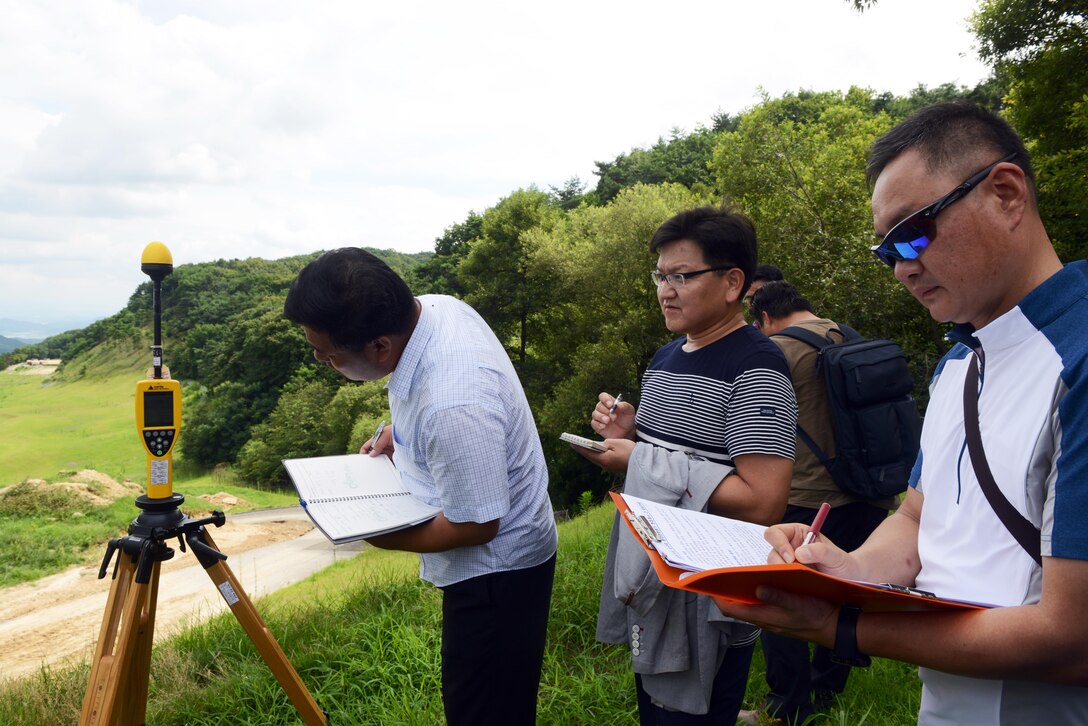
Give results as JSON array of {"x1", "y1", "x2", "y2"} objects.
[
  {"x1": 590, "y1": 391, "x2": 635, "y2": 439},
  {"x1": 764, "y1": 523, "x2": 860, "y2": 580},
  {"x1": 361, "y1": 424, "x2": 395, "y2": 458}
]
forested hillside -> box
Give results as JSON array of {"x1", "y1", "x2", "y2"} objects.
[{"x1": 6, "y1": 0, "x2": 1086, "y2": 511}]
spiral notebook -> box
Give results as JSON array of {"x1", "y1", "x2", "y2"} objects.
[{"x1": 282, "y1": 454, "x2": 441, "y2": 544}]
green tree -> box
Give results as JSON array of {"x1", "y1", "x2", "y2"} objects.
[
  {"x1": 972, "y1": 0, "x2": 1088, "y2": 261},
  {"x1": 181, "y1": 380, "x2": 275, "y2": 467},
  {"x1": 459, "y1": 188, "x2": 563, "y2": 367},
  {"x1": 710, "y1": 89, "x2": 948, "y2": 387},
  {"x1": 592, "y1": 126, "x2": 720, "y2": 203},
  {"x1": 548, "y1": 176, "x2": 589, "y2": 210},
  {"x1": 871, "y1": 81, "x2": 1007, "y2": 119},
  {"x1": 236, "y1": 377, "x2": 388, "y2": 488},
  {"x1": 171, "y1": 322, "x2": 233, "y2": 384},
  {"x1": 408, "y1": 212, "x2": 483, "y2": 296}
]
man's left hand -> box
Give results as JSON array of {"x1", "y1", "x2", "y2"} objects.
[
  {"x1": 572, "y1": 437, "x2": 636, "y2": 473},
  {"x1": 715, "y1": 587, "x2": 840, "y2": 648}
]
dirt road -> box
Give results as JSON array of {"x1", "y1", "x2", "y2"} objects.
[{"x1": 0, "y1": 507, "x2": 365, "y2": 682}]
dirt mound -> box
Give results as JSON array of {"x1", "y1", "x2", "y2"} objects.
[
  {"x1": 2, "y1": 360, "x2": 60, "y2": 376},
  {"x1": 0, "y1": 472, "x2": 263, "y2": 512},
  {"x1": 56, "y1": 469, "x2": 143, "y2": 505},
  {"x1": 0, "y1": 470, "x2": 142, "y2": 508}
]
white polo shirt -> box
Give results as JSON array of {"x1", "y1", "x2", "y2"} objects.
[{"x1": 911, "y1": 261, "x2": 1088, "y2": 725}]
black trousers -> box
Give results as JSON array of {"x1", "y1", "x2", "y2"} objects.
[
  {"x1": 761, "y1": 502, "x2": 888, "y2": 724},
  {"x1": 635, "y1": 638, "x2": 756, "y2": 724},
  {"x1": 440, "y1": 553, "x2": 556, "y2": 726}
]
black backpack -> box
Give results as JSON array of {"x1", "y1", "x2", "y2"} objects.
[{"x1": 775, "y1": 324, "x2": 922, "y2": 501}]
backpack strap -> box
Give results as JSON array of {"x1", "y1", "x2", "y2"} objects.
[
  {"x1": 962, "y1": 354, "x2": 1042, "y2": 564},
  {"x1": 775, "y1": 323, "x2": 861, "y2": 350},
  {"x1": 795, "y1": 426, "x2": 834, "y2": 471},
  {"x1": 772, "y1": 323, "x2": 859, "y2": 473}
]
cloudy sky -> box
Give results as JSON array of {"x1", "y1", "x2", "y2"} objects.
[{"x1": 1, "y1": 0, "x2": 990, "y2": 331}]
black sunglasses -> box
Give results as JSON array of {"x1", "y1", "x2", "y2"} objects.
[{"x1": 871, "y1": 153, "x2": 1017, "y2": 267}]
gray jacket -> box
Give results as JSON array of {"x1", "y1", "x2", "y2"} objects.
[{"x1": 596, "y1": 442, "x2": 759, "y2": 715}]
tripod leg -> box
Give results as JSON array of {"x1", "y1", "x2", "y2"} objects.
[
  {"x1": 195, "y1": 529, "x2": 327, "y2": 725},
  {"x1": 120, "y1": 560, "x2": 160, "y2": 722},
  {"x1": 81, "y1": 548, "x2": 134, "y2": 725},
  {"x1": 80, "y1": 551, "x2": 160, "y2": 726}
]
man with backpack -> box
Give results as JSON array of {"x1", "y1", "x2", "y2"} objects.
[{"x1": 741, "y1": 280, "x2": 902, "y2": 725}]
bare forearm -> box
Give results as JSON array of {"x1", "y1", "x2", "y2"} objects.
[
  {"x1": 848, "y1": 507, "x2": 922, "y2": 585},
  {"x1": 859, "y1": 603, "x2": 1088, "y2": 684},
  {"x1": 707, "y1": 473, "x2": 785, "y2": 525},
  {"x1": 706, "y1": 454, "x2": 792, "y2": 525},
  {"x1": 366, "y1": 514, "x2": 499, "y2": 553},
  {"x1": 856, "y1": 556, "x2": 1088, "y2": 684}
]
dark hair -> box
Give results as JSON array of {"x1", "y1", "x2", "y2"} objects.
[
  {"x1": 649, "y1": 206, "x2": 758, "y2": 296},
  {"x1": 283, "y1": 248, "x2": 416, "y2": 350},
  {"x1": 867, "y1": 102, "x2": 1035, "y2": 200},
  {"x1": 749, "y1": 280, "x2": 815, "y2": 323},
  {"x1": 752, "y1": 263, "x2": 784, "y2": 283}
]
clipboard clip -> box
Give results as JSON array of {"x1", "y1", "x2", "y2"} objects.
[
  {"x1": 877, "y1": 583, "x2": 936, "y2": 599},
  {"x1": 625, "y1": 510, "x2": 662, "y2": 546}
]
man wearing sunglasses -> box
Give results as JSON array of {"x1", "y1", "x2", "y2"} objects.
[{"x1": 716, "y1": 102, "x2": 1088, "y2": 724}]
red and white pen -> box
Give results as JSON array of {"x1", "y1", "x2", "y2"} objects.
[{"x1": 802, "y1": 502, "x2": 831, "y2": 546}]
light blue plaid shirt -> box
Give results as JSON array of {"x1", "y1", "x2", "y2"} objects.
[{"x1": 387, "y1": 295, "x2": 557, "y2": 587}]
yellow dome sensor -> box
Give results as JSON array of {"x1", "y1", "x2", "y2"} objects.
[{"x1": 141, "y1": 241, "x2": 173, "y2": 281}]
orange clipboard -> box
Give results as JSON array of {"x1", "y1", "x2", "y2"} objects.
[{"x1": 610, "y1": 492, "x2": 988, "y2": 613}]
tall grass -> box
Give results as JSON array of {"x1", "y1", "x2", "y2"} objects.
[{"x1": 0, "y1": 506, "x2": 922, "y2": 725}]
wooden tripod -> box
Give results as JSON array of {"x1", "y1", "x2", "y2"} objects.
[{"x1": 79, "y1": 501, "x2": 327, "y2": 725}]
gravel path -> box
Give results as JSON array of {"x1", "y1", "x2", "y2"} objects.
[{"x1": 0, "y1": 506, "x2": 365, "y2": 682}]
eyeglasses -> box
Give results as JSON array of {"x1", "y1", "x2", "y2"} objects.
[
  {"x1": 651, "y1": 265, "x2": 735, "y2": 288},
  {"x1": 870, "y1": 153, "x2": 1017, "y2": 267}
]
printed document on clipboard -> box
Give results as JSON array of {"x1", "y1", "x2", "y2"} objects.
[{"x1": 612, "y1": 492, "x2": 992, "y2": 613}]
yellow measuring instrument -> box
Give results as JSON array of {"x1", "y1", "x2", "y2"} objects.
[{"x1": 80, "y1": 242, "x2": 326, "y2": 725}]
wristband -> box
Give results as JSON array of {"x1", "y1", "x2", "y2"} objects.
[{"x1": 831, "y1": 606, "x2": 871, "y2": 667}]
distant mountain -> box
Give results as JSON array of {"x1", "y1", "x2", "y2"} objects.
[
  {"x1": 0, "y1": 334, "x2": 29, "y2": 354},
  {"x1": 0, "y1": 317, "x2": 95, "y2": 342}
]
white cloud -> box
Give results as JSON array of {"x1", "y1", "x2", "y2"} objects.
[{"x1": 0, "y1": 0, "x2": 990, "y2": 325}]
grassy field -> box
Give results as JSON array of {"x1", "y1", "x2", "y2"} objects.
[
  {"x1": 0, "y1": 367, "x2": 149, "y2": 487},
  {"x1": 0, "y1": 506, "x2": 922, "y2": 725}
]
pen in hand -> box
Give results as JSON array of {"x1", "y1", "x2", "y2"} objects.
[
  {"x1": 609, "y1": 393, "x2": 624, "y2": 416},
  {"x1": 370, "y1": 419, "x2": 386, "y2": 450},
  {"x1": 802, "y1": 501, "x2": 831, "y2": 546}
]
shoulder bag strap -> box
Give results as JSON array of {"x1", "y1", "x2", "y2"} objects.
[
  {"x1": 773, "y1": 325, "x2": 836, "y2": 467},
  {"x1": 775, "y1": 325, "x2": 831, "y2": 350},
  {"x1": 962, "y1": 355, "x2": 1042, "y2": 564}
]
